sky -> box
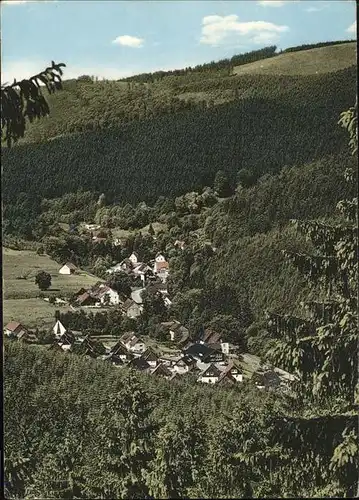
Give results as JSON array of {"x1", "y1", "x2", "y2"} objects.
[{"x1": 1, "y1": 0, "x2": 357, "y2": 83}]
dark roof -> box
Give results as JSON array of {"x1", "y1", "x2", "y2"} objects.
[
  {"x1": 128, "y1": 357, "x2": 150, "y2": 371},
  {"x1": 200, "y1": 363, "x2": 221, "y2": 378},
  {"x1": 184, "y1": 343, "x2": 216, "y2": 358},
  {"x1": 217, "y1": 371, "x2": 236, "y2": 385},
  {"x1": 103, "y1": 353, "x2": 124, "y2": 365},
  {"x1": 110, "y1": 341, "x2": 128, "y2": 356},
  {"x1": 175, "y1": 355, "x2": 195, "y2": 367},
  {"x1": 151, "y1": 363, "x2": 172, "y2": 377},
  {"x1": 141, "y1": 347, "x2": 159, "y2": 362},
  {"x1": 223, "y1": 359, "x2": 243, "y2": 375}
]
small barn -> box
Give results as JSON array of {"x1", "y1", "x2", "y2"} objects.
[{"x1": 59, "y1": 262, "x2": 77, "y2": 275}]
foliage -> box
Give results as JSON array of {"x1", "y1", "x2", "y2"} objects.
[
  {"x1": 34, "y1": 270, "x2": 51, "y2": 291},
  {"x1": 1, "y1": 61, "x2": 65, "y2": 147}
]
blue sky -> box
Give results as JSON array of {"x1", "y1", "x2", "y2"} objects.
[{"x1": 1, "y1": 0, "x2": 357, "y2": 82}]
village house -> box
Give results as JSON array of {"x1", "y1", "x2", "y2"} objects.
[
  {"x1": 153, "y1": 253, "x2": 169, "y2": 282},
  {"x1": 59, "y1": 262, "x2": 77, "y2": 275},
  {"x1": 57, "y1": 331, "x2": 76, "y2": 351},
  {"x1": 150, "y1": 362, "x2": 172, "y2": 379},
  {"x1": 4, "y1": 321, "x2": 28, "y2": 339},
  {"x1": 85, "y1": 223, "x2": 101, "y2": 231},
  {"x1": 75, "y1": 283, "x2": 122, "y2": 307},
  {"x1": 217, "y1": 371, "x2": 237, "y2": 386},
  {"x1": 174, "y1": 240, "x2": 186, "y2": 250},
  {"x1": 129, "y1": 252, "x2": 139, "y2": 265},
  {"x1": 197, "y1": 363, "x2": 222, "y2": 384},
  {"x1": 131, "y1": 288, "x2": 144, "y2": 305},
  {"x1": 122, "y1": 299, "x2": 142, "y2": 318},
  {"x1": 53, "y1": 320, "x2": 67, "y2": 339},
  {"x1": 199, "y1": 328, "x2": 222, "y2": 345},
  {"x1": 101, "y1": 352, "x2": 124, "y2": 366},
  {"x1": 128, "y1": 357, "x2": 150, "y2": 372},
  {"x1": 222, "y1": 360, "x2": 244, "y2": 382},
  {"x1": 110, "y1": 341, "x2": 133, "y2": 363},
  {"x1": 120, "y1": 333, "x2": 146, "y2": 353},
  {"x1": 160, "y1": 320, "x2": 189, "y2": 344},
  {"x1": 140, "y1": 347, "x2": 159, "y2": 368},
  {"x1": 183, "y1": 343, "x2": 225, "y2": 364},
  {"x1": 158, "y1": 354, "x2": 182, "y2": 367},
  {"x1": 173, "y1": 355, "x2": 196, "y2": 374}
]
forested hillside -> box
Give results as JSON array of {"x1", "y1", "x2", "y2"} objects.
[{"x1": 2, "y1": 65, "x2": 357, "y2": 217}]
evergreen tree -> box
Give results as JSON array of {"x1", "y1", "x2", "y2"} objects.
[
  {"x1": 265, "y1": 101, "x2": 358, "y2": 496},
  {"x1": 213, "y1": 170, "x2": 231, "y2": 197},
  {"x1": 82, "y1": 371, "x2": 154, "y2": 499},
  {"x1": 146, "y1": 414, "x2": 205, "y2": 498},
  {"x1": 148, "y1": 223, "x2": 155, "y2": 236}
]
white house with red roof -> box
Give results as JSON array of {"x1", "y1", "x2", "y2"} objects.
[{"x1": 4, "y1": 321, "x2": 28, "y2": 338}]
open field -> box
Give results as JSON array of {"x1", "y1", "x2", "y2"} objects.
[
  {"x1": 3, "y1": 248, "x2": 101, "y2": 300},
  {"x1": 3, "y1": 247, "x2": 103, "y2": 328},
  {"x1": 3, "y1": 298, "x2": 72, "y2": 329},
  {"x1": 234, "y1": 43, "x2": 356, "y2": 76}
]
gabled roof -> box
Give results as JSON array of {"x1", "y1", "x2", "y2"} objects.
[
  {"x1": 5, "y1": 321, "x2": 25, "y2": 332},
  {"x1": 122, "y1": 298, "x2": 138, "y2": 311},
  {"x1": 76, "y1": 292, "x2": 93, "y2": 304},
  {"x1": 175, "y1": 355, "x2": 195, "y2": 367},
  {"x1": 121, "y1": 331, "x2": 135, "y2": 343},
  {"x1": 199, "y1": 363, "x2": 221, "y2": 378},
  {"x1": 151, "y1": 363, "x2": 172, "y2": 377},
  {"x1": 155, "y1": 261, "x2": 169, "y2": 272},
  {"x1": 128, "y1": 357, "x2": 150, "y2": 371},
  {"x1": 223, "y1": 359, "x2": 243, "y2": 375},
  {"x1": 141, "y1": 347, "x2": 159, "y2": 362},
  {"x1": 169, "y1": 372, "x2": 181, "y2": 381},
  {"x1": 63, "y1": 262, "x2": 77, "y2": 270},
  {"x1": 217, "y1": 371, "x2": 236, "y2": 385},
  {"x1": 201, "y1": 328, "x2": 222, "y2": 344},
  {"x1": 110, "y1": 341, "x2": 129, "y2": 356}
]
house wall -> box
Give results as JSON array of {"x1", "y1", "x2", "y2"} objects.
[
  {"x1": 129, "y1": 253, "x2": 138, "y2": 264},
  {"x1": 199, "y1": 376, "x2": 218, "y2": 384},
  {"x1": 174, "y1": 364, "x2": 190, "y2": 374},
  {"x1": 59, "y1": 266, "x2": 71, "y2": 275},
  {"x1": 130, "y1": 343, "x2": 146, "y2": 353},
  {"x1": 127, "y1": 305, "x2": 141, "y2": 318},
  {"x1": 100, "y1": 289, "x2": 120, "y2": 305}
]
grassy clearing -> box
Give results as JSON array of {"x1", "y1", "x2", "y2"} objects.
[
  {"x1": 234, "y1": 43, "x2": 356, "y2": 76},
  {"x1": 3, "y1": 298, "x2": 72, "y2": 329},
  {"x1": 3, "y1": 248, "x2": 101, "y2": 300},
  {"x1": 2, "y1": 247, "x2": 103, "y2": 328}
]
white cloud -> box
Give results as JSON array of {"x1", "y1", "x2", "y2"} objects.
[
  {"x1": 346, "y1": 21, "x2": 357, "y2": 34},
  {"x1": 112, "y1": 35, "x2": 144, "y2": 48},
  {"x1": 258, "y1": 0, "x2": 300, "y2": 6},
  {"x1": 200, "y1": 14, "x2": 289, "y2": 46},
  {"x1": 258, "y1": 1, "x2": 287, "y2": 6}
]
